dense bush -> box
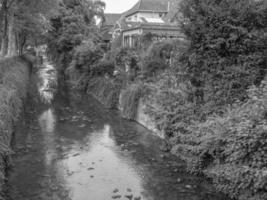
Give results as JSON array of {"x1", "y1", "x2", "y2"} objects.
[
  {"x1": 141, "y1": 59, "x2": 168, "y2": 78},
  {"x1": 91, "y1": 60, "x2": 115, "y2": 77},
  {"x1": 68, "y1": 40, "x2": 103, "y2": 75},
  {"x1": 0, "y1": 57, "x2": 30, "y2": 187},
  {"x1": 115, "y1": 47, "x2": 139, "y2": 72},
  {"x1": 142, "y1": 1, "x2": 267, "y2": 199},
  {"x1": 140, "y1": 40, "x2": 177, "y2": 78},
  {"x1": 47, "y1": 0, "x2": 104, "y2": 58},
  {"x1": 87, "y1": 77, "x2": 121, "y2": 109},
  {"x1": 66, "y1": 40, "x2": 103, "y2": 89},
  {"x1": 179, "y1": 0, "x2": 267, "y2": 114},
  {"x1": 135, "y1": 2, "x2": 267, "y2": 198},
  {"x1": 171, "y1": 79, "x2": 267, "y2": 200},
  {"x1": 143, "y1": 69, "x2": 195, "y2": 137}
]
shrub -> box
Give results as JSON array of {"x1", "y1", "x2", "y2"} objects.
[
  {"x1": 141, "y1": 58, "x2": 168, "y2": 78},
  {"x1": 87, "y1": 77, "x2": 121, "y2": 109},
  {"x1": 179, "y1": 0, "x2": 267, "y2": 114},
  {"x1": 66, "y1": 40, "x2": 104, "y2": 89},
  {"x1": 143, "y1": 70, "x2": 196, "y2": 137},
  {"x1": 91, "y1": 60, "x2": 115, "y2": 77},
  {"x1": 171, "y1": 78, "x2": 267, "y2": 200},
  {"x1": 115, "y1": 47, "x2": 139, "y2": 72},
  {"x1": 140, "y1": 40, "x2": 178, "y2": 78}
]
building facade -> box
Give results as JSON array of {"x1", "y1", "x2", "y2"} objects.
[{"x1": 101, "y1": 0, "x2": 183, "y2": 48}]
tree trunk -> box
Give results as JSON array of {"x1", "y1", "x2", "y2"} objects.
[
  {"x1": 0, "y1": 0, "x2": 8, "y2": 57},
  {"x1": 17, "y1": 33, "x2": 26, "y2": 55},
  {"x1": 7, "y1": 9, "x2": 17, "y2": 56}
]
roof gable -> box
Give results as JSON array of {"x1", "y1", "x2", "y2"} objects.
[{"x1": 124, "y1": 0, "x2": 175, "y2": 17}]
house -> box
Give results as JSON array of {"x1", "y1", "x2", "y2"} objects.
[
  {"x1": 101, "y1": 0, "x2": 183, "y2": 48},
  {"x1": 115, "y1": 0, "x2": 183, "y2": 47},
  {"x1": 100, "y1": 13, "x2": 121, "y2": 49}
]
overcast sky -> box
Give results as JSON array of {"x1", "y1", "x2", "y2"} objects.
[{"x1": 103, "y1": 0, "x2": 138, "y2": 13}]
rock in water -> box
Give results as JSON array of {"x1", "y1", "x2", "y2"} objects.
[
  {"x1": 113, "y1": 188, "x2": 119, "y2": 193},
  {"x1": 112, "y1": 194, "x2": 122, "y2": 199}
]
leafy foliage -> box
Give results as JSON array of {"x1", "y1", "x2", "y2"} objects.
[
  {"x1": 47, "y1": 0, "x2": 105, "y2": 72},
  {"x1": 114, "y1": 47, "x2": 139, "y2": 72},
  {"x1": 179, "y1": 0, "x2": 267, "y2": 114},
  {"x1": 0, "y1": 0, "x2": 59, "y2": 56},
  {"x1": 66, "y1": 40, "x2": 103, "y2": 88},
  {"x1": 140, "y1": 40, "x2": 177, "y2": 78},
  {"x1": 145, "y1": 1, "x2": 267, "y2": 199},
  {"x1": 170, "y1": 79, "x2": 267, "y2": 200},
  {"x1": 91, "y1": 60, "x2": 115, "y2": 77},
  {"x1": 87, "y1": 77, "x2": 121, "y2": 109}
]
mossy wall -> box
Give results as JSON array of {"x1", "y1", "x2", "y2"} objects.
[
  {"x1": 119, "y1": 84, "x2": 142, "y2": 120},
  {"x1": 87, "y1": 78, "x2": 164, "y2": 138},
  {"x1": 119, "y1": 83, "x2": 164, "y2": 138}
]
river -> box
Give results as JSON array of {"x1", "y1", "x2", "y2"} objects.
[{"x1": 5, "y1": 61, "x2": 228, "y2": 200}]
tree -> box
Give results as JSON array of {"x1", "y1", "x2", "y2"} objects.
[
  {"x1": 46, "y1": 0, "x2": 105, "y2": 71},
  {"x1": 0, "y1": 0, "x2": 9, "y2": 56},
  {"x1": 178, "y1": 0, "x2": 267, "y2": 114},
  {"x1": 0, "y1": 0, "x2": 59, "y2": 56}
]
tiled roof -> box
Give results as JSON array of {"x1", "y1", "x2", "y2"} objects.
[
  {"x1": 124, "y1": 0, "x2": 176, "y2": 17},
  {"x1": 103, "y1": 13, "x2": 121, "y2": 26}
]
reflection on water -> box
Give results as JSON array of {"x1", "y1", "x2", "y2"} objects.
[
  {"x1": 58, "y1": 124, "x2": 147, "y2": 200},
  {"x1": 38, "y1": 61, "x2": 57, "y2": 104},
  {"x1": 38, "y1": 108, "x2": 56, "y2": 133},
  {"x1": 38, "y1": 108, "x2": 57, "y2": 166}
]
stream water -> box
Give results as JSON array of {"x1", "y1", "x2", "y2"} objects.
[{"x1": 5, "y1": 61, "x2": 228, "y2": 200}]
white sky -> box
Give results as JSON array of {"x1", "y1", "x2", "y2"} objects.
[{"x1": 103, "y1": 0, "x2": 139, "y2": 13}]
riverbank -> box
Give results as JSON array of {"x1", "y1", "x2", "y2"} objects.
[
  {"x1": 86, "y1": 74, "x2": 267, "y2": 200},
  {"x1": 0, "y1": 56, "x2": 32, "y2": 197}
]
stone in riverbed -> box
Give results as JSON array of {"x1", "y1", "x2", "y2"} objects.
[
  {"x1": 160, "y1": 154, "x2": 166, "y2": 159},
  {"x1": 173, "y1": 168, "x2": 178, "y2": 172},
  {"x1": 125, "y1": 194, "x2": 133, "y2": 200},
  {"x1": 112, "y1": 194, "x2": 122, "y2": 199},
  {"x1": 113, "y1": 188, "x2": 119, "y2": 193},
  {"x1": 185, "y1": 184, "x2": 192, "y2": 189},
  {"x1": 79, "y1": 124, "x2": 86, "y2": 128}
]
